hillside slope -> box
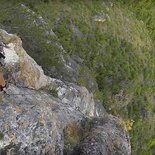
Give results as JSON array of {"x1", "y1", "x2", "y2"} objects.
[
  {"x1": 0, "y1": 29, "x2": 131, "y2": 155},
  {"x1": 0, "y1": 0, "x2": 155, "y2": 154}
]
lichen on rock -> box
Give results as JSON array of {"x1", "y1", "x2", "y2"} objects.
[{"x1": 0, "y1": 29, "x2": 131, "y2": 155}]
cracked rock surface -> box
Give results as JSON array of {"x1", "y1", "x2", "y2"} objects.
[{"x1": 0, "y1": 29, "x2": 131, "y2": 155}]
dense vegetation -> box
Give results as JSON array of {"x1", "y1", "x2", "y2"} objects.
[{"x1": 0, "y1": 0, "x2": 155, "y2": 154}]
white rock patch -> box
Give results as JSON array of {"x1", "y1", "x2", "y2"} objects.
[{"x1": 4, "y1": 43, "x2": 19, "y2": 64}]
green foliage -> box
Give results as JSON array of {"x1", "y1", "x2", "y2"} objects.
[
  {"x1": 0, "y1": 132, "x2": 4, "y2": 140},
  {"x1": 0, "y1": 0, "x2": 155, "y2": 154},
  {"x1": 41, "y1": 2, "x2": 155, "y2": 154},
  {"x1": 64, "y1": 123, "x2": 82, "y2": 154},
  {"x1": 0, "y1": 0, "x2": 62, "y2": 72}
]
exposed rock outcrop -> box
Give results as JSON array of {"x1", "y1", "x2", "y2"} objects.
[
  {"x1": 0, "y1": 29, "x2": 131, "y2": 155},
  {"x1": 2, "y1": 4, "x2": 98, "y2": 93},
  {"x1": 72, "y1": 116, "x2": 131, "y2": 155}
]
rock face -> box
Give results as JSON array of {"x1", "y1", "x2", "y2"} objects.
[
  {"x1": 0, "y1": 29, "x2": 131, "y2": 155},
  {"x1": 72, "y1": 116, "x2": 131, "y2": 155},
  {"x1": 2, "y1": 4, "x2": 98, "y2": 93},
  {"x1": 0, "y1": 29, "x2": 50, "y2": 90}
]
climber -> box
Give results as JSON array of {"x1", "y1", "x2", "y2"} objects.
[
  {"x1": 0, "y1": 41, "x2": 9, "y2": 93},
  {"x1": 0, "y1": 72, "x2": 7, "y2": 93}
]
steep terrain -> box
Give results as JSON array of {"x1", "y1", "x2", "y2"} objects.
[
  {"x1": 0, "y1": 0, "x2": 155, "y2": 154},
  {"x1": 0, "y1": 30, "x2": 131, "y2": 154}
]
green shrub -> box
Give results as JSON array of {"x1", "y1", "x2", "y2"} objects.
[
  {"x1": 0, "y1": 132, "x2": 4, "y2": 140},
  {"x1": 1, "y1": 0, "x2": 155, "y2": 154}
]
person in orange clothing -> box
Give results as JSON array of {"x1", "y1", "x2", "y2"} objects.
[{"x1": 0, "y1": 72, "x2": 7, "y2": 93}]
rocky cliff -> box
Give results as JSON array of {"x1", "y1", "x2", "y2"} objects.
[{"x1": 0, "y1": 29, "x2": 131, "y2": 155}]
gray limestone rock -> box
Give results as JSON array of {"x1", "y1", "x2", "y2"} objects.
[
  {"x1": 0, "y1": 29, "x2": 131, "y2": 155},
  {"x1": 72, "y1": 116, "x2": 131, "y2": 155}
]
